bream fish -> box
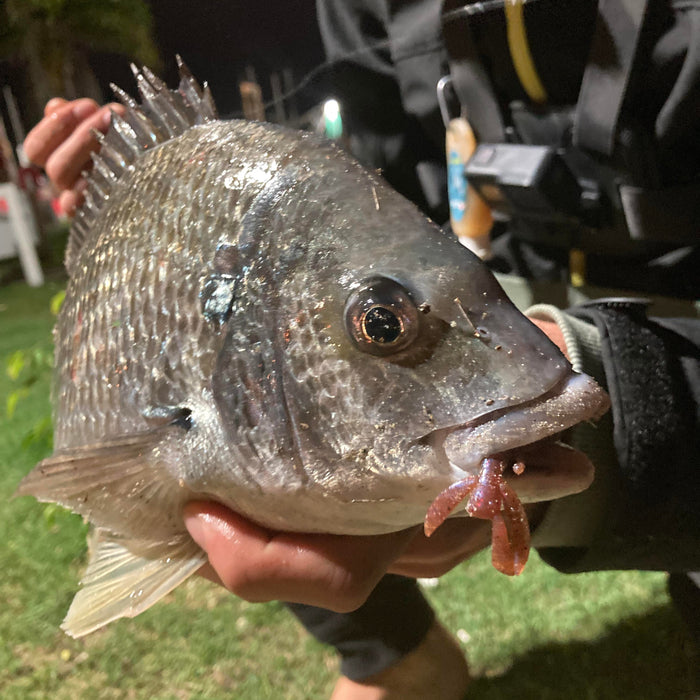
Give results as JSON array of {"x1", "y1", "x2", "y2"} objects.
[{"x1": 17, "y1": 60, "x2": 609, "y2": 637}]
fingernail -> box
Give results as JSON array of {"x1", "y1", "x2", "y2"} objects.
[
  {"x1": 45, "y1": 98, "x2": 67, "y2": 116},
  {"x1": 72, "y1": 101, "x2": 97, "y2": 121},
  {"x1": 184, "y1": 512, "x2": 208, "y2": 549},
  {"x1": 102, "y1": 110, "x2": 113, "y2": 128},
  {"x1": 107, "y1": 102, "x2": 126, "y2": 115},
  {"x1": 59, "y1": 199, "x2": 74, "y2": 217}
]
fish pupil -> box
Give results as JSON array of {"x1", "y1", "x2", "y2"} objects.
[{"x1": 363, "y1": 307, "x2": 402, "y2": 344}]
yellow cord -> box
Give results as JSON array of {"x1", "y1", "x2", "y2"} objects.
[{"x1": 505, "y1": 0, "x2": 548, "y2": 104}]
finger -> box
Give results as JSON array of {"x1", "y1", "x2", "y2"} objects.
[
  {"x1": 57, "y1": 178, "x2": 88, "y2": 218},
  {"x1": 45, "y1": 103, "x2": 126, "y2": 192},
  {"x1": 44, "y1": 97, "x2": 68, "y2": 117},
  {"x1": 528, "y1": 318, "x2": 570, "y2": 360},
  {"x1": 24, "y1": 99, "x2": 100, "y2": 168},
  {"x1": 184, "y1": 501, "x2": 416, "y2": 612},
  {"x1": 388, "y1": 518, "x2": 490, "y2": 578},
  {"x1": 195, "y1": 561, "x2": 225, "y2": 587}
]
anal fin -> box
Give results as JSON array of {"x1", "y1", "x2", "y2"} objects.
[{"x1": 63, "y1": 529, "x2": 206, "y2": 638}]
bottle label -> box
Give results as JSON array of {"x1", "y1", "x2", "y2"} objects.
[{"x1": 448, "y1": 149, "x2": 467, "y2": 223}]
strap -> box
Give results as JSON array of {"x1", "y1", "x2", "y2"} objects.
[
  {"x1": 569, "y1": 299, "x2": 695, "y2": 495},
  {"x1": 619, "y1": 181, "x2": 700, "y2": 244},
  {"x1": 573, "y1": 0, "x2": 652, "y2": 156},
  {"x1": 441, "y1": 1, "x2": 506, "y2": 142}
]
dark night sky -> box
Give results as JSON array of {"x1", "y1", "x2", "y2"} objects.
[
  {"x1": 93, "y1": 1, "x2": 327, "y2": 118},
  {"x1": 0, "y1": 1, "x2": 327, "y2": 146}
]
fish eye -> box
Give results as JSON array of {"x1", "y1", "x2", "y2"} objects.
[{"x1": 344, "y1": 277, "x2": 420, "y2": 356}]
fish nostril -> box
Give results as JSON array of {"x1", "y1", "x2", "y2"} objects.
[{"x1": 452, "y1": 298, "x2": 492, "y2": 342}]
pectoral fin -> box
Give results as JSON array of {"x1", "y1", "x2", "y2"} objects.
[
  {"x1": 15, "y1": 427, "x2": 190, "y2": 539},
  {"x1": 63, "y1": 529, "x2": 207, "y2": 638}
]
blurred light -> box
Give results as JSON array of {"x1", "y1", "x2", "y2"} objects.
[
  {"x1": 323, "y1": 99, "x2": 340, "y2": 122},
  {"x1": 323, "y1": 98, "x2": 342, "y2": 139}
]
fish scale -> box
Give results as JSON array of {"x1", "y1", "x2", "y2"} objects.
[{"x1": 17, "y1": 61, "x2": 608, "y2": 637}]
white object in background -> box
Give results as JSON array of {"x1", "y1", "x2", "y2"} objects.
[
  {"x1": 417, "y1": 577, "x2": 440, "y2": 589},
  {"x1": 0, "y1": 182, "x2": 44, "y2": 286}
]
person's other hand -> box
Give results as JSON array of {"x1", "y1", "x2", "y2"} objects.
[{"x1": 24, "y1": 98, "x2": 125, "y2": 216}]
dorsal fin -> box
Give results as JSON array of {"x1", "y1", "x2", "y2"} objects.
[{"x1": 65, "y1": 57, "x2": 219, "y2": 276}]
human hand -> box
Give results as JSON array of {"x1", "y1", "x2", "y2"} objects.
[
  {"x1": 23, "y1": 98, "x2": 125, "y2": 216},
  {"x1": 183, "y1": 484, "x2": 551, "y2": 608},
  {"x1": 184, "y1": 501, "x2": 494, "y2": 610},
  {"x1": 183, "y1": 501, "x2": 425, "y2": 612}
]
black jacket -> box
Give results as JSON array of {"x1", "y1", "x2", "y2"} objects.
[{"x1": 318, "y1": 0, "x2": 700, "y2": 299}]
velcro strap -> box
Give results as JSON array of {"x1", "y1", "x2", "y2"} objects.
[{"x1": 570, "y1": 299, "x2": 693, "y2": 499}]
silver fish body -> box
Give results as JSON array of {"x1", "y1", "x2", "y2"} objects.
[{"x1": 17, "y1": 64, "x2": 608, "y2": 636}]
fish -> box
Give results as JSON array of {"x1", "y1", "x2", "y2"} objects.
[{"x1": 16, "y1": 59, "x2": 609, "y2": 637}]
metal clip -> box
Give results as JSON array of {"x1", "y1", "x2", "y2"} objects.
[{"x1": 437, "y1": 75, "x2": 460, "y2": 129}]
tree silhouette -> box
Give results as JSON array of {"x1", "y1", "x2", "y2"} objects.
[{"x1": 0, "y1": 0, "x2": 160, "y2": 119}]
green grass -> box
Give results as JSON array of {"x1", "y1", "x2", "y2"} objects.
[{"x1": 0, "y1": 280, "x2": 695, "y2": 699}]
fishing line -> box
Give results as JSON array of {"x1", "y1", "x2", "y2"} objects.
[
  {"x1": 442, "y1": 0, "x2": 543, "y2": 23},
  {"x1": 251, "y1": 31, "x2": 442, "y2": 116},
  {"x1": 246, "y1": 35, "x2": 396, "y2": 118}
]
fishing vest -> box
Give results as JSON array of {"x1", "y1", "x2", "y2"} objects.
[{"x1": 440, "y1": 0, "x2": 700, "y2": 254}]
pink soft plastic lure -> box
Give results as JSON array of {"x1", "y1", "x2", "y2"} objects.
[{"x1": 423, "y1": 457, "x2": 530, "y2": 576}]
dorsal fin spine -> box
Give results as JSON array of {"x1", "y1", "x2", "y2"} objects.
[
  {"x1": 65, "y1": 59, "x2": 219, "y2": 276},
  {"x1": 141, "y1": 65, "x2": 168, "y2": 92},
  {"x1": 174, "y1": 55, "x2": 215, "y2": 124},
  {"x1": 67, "y1": 213, "x2": 90, "y2": 268},
  {"x1": 86, "y1": 175, "x2": 108, "y2": 203},
  {"x1": 151, "y1": 92, "x2": 189, "y2": 136},
  {"x1": 132, "y1": 68, "x2": 182, "y2": 138},
  {"x1": 202, "y1": 84, "x2": 217, "y2": 118},
  {"x1": 175, "y1": 56, "x2": 200, "y2": 94},
  {"x1": 108, "y1": 113, "x2": 142, "y2": 159},
  {"x1": 96, "y1": 141, "x2": 128, "y2": 177},
  {"x1": 110, "y1": 82, "x2": 138, "y2": 110},
  {"x1": 71, "y1": 214, "x2": 88, "y2": 243},
  {"x1": 87, "y1": 167, "x2": 111, "y2": 194},
  {"x1": 142, "y1": 66, "x2": 195, "y2": 128},
  {"x1": 91, "y1": 153, "x2": 119, "y2": 185},
  {"x1": 110, "y1": 83, "x2": 164, "y2": 147},
  {"x1": 82, "y1": 189, "x2": 100, "y2": 217}
]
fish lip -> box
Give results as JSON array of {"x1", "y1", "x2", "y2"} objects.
[
  {"x1": 458, "y1": 372, "x2": 588, "y2": 432},
  {"x1": 420, "y1": 371, "x2": 609, "y2": 479}
]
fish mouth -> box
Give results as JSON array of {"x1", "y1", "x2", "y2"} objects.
[
  {"x1": 419, "y1": 372, "x2": 608, "y2": 575},
  {"x1": 423, "y1": 371, "x2": 610, "y2": 505}
]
